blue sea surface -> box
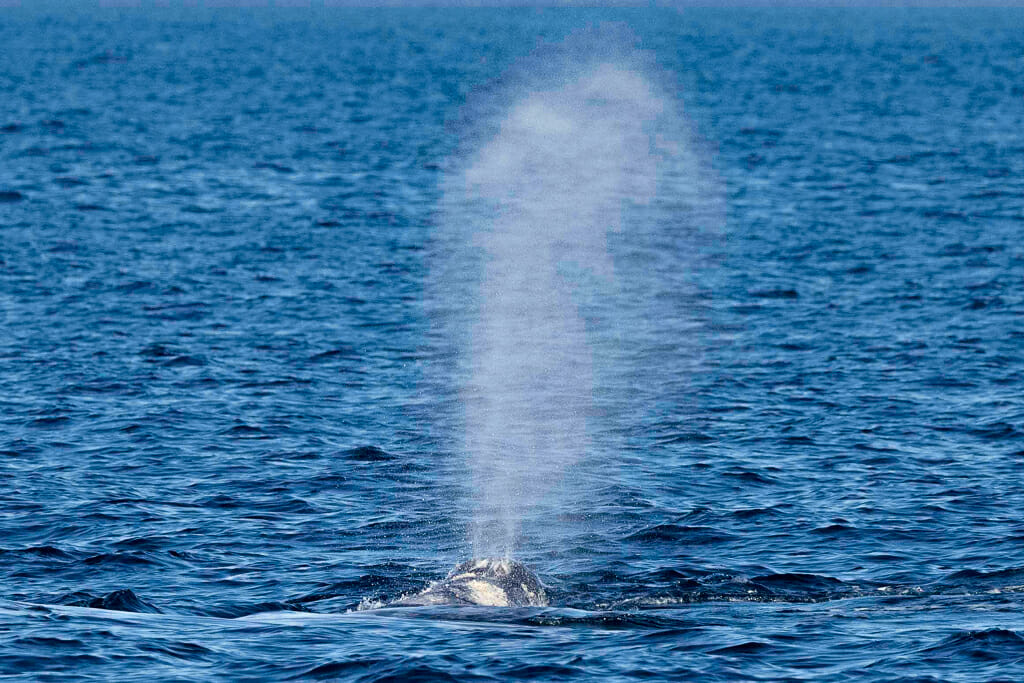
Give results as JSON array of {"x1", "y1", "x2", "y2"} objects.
[{"x1": 3, "y1": 4, "x2": 1024, "y2": 680}]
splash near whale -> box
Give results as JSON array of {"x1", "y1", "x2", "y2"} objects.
[
  {"x1": 392, "y1": 559, "x2": 548, "y2": 608},
  {"x1": 433, "y1": 57, "x2": 675, "y2": 561}
]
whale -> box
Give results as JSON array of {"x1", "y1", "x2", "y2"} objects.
[{"x1": 391, "y1": 558, "x2": 549, "y2": 607}]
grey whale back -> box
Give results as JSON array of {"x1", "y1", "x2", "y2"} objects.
[{"x1": 392, "y1": 559, "x2": 548, "y2": 607}]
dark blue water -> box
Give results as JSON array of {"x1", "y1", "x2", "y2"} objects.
[{"x1": 3, "y1": 4, "x2": 1024, "y2": 680}]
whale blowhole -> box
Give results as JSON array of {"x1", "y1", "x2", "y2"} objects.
[{"x1": 392, "y1": 559, "x2": 548, "y2": 608}]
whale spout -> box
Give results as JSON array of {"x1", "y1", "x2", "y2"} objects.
[{"x1": 392, "y1": 559, "x2": 548, "y2": 607}]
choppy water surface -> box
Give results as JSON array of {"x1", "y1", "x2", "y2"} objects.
[{"x1": 3, "y1": 5, "x2": 1024, "y2": 680}]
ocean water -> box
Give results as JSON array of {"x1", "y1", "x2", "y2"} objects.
[{"x1": 2, "y1": 4, "x2": 1024, "y2": 680}]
